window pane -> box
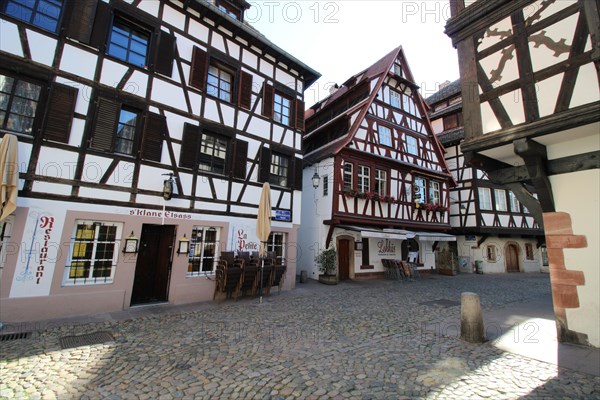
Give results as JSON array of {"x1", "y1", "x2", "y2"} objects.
[{"x1": 108, "y1": 18, "x2": 149, "y2": 68}]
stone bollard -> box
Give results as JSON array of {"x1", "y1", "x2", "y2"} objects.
[
  {"x1": 460, "y1": 292, "x2": 485, "y2": 343},
  {"x1": 300, "y1": 270, "x2": 308, "y2": 283}
]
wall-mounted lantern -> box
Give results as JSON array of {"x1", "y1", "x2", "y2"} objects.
[
  {"x1": 177, "y1": 234, "x2": 190, "y2": 255},
  {"x1": 123, "y1": 231, "x2": 139, "y2": 253},
  {"x1": 311, "y1": 170, "x2": 320, "y2": 189},
  {"x1": 163, "y1": 173, "x2": 174, "y2": 201}
]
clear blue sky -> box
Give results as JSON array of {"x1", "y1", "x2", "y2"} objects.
[{"x1": 247, "y1": 1, "x2": 460, "y2": 106}]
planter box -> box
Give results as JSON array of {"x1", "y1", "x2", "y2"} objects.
[{"x1": 318, "y1": 274, "x2": 338, "y2": 285}]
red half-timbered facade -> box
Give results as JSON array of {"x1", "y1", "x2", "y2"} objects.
[
  {"x1": 427, "y1": 80, "x2": 545, "y2": 274},
  {"x1": 298, "y1": 47, "x2": 455, "y2": 281},
  {"x1": 0, "y1": 0, "x2": 319, "y2": 322}
]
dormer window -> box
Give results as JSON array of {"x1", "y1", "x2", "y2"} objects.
[{"x1": 216, "y1": 0, "x2": 242, "y2": 20}]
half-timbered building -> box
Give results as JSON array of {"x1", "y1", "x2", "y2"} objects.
[
  {"x1": 427, "y1": 80, "x2": 546, "y2": 274},
  {"x1": 0, "y1": 0, "x2": 319, "y2": 322},
  {"x1": 298, "y1": 46, "x2": 455, "y2": 281},
  {"x1": 446, "y1": 0, "x2": 599, "y2": 346}
]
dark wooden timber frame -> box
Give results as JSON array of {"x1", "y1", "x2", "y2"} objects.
[
  {"x1": 0, "y1": 0, "x2": 319, "y2": 219},
  {"x1": 446, "y1": 0, "x2": 600, "y2": 228}
]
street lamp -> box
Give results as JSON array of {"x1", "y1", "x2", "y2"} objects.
[{"x1": 312, "y1": 170, "x2": 320, "y2": 189}]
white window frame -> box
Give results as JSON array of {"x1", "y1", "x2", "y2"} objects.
[
  {"x1": 478, "y1": 187, "x2": 492, "y2": 210},
  {"x1": 378, "y1": 125, "x2": 392, "y2": 147},
  {"x1": 406, "y1": 135, "x2": 418, "y2": 156},
  {"x1": 358, "y1": 165, "x2": 370, "y2": 193},
  {"x1": 495, "y1": 189, "x2": 507, "y2": 211},
  {"x1": 429, "y1": 181, "x2": 441, "y2": 204},
  {"x1": 187, "y1": 226, "x2": 220, "y2": 276},
  {"x1": 375, "y1": 169, "x2": 387, "y2": 196},
  {"x1": 274, "y1": 91, "x2": 292, "y2": 126},
  {"x1": 390, "y1": 90, "x2": 401, "y2": 109},
  {"x1": 322, "y1": 175, "x2": 329, "y2": 196},
  {"x1": 509, "y1": 191, "x2": 520, "y2": 212},
  {"x1": 63, "y1": 220, "x2": 123, "y2": 285},
  {"x1": 267, "y1": 232, "x2": 286, "y2": 265},
  {"x1": 414, "y1": 177, "x2": 426, "y2": 204},
  {"x1": 343, "y1": 162, "x2": 353, "y2": 191}
]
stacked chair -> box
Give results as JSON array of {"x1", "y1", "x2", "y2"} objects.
[{"x1": 213, "y1": 251, "x2": 286, "y2": 301}]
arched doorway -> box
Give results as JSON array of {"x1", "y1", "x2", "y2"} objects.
[
  {"x1": 401, "y1": 238, "x2": 419, "y2": 261},
  {"x1": 505, "y1": 243, "x2": 520, "y2": 273},
  {"x1": 337, "y1": 237, "x2": 353, "y2": 281}
]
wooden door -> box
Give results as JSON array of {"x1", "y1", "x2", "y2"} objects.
[
  {"x1": 131, "y1": 224, "x2": 175, "y2": 305},
  {"x1": 338, "y1": 239, "x2": 350, "y2": 281},
  {"x1": 506, "y1": 244, "x2": 520, "y2": 273}
]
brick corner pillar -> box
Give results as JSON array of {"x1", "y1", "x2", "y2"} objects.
[{"x1": 543, "y1": 212, "x2": 588, "y2": 345}]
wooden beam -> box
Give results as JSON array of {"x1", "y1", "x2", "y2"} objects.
[
  {"x1": 445, "y1": 0, "x2": 534, "y2": 46},
  {"x1": 512, "y1": 11, "x2": 540, "y2": 122},
  {"x1": 458, "y1": 39, "x2": 484, "y2": 141},
  {"x1": 461, "y1": 101, "x2": 600, "y2": 153},
  {"x1": 505, "y1": 182, "x2": 545, "y2": 228},
  {"x1": 514, "y1": 138, "x2": 555, "y2": 212}
]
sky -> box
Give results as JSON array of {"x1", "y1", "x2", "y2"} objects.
[{"x1": 246, "y1": 0, "x2": 461, "y2": 106}]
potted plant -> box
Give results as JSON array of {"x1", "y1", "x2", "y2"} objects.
[{"x1": 315, "y1": 246, "x2": 338, "y2": 285}]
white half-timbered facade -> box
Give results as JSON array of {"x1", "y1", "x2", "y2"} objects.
[
  {"x1": 0, "y1": 0, "x2": 319, "y2": 322},
  {"x1": 446, "y1": 0, "x2": 599, "y2": 346},
  {"x1": 298, "y1": 47, "x2": 455, "y2": 281},
  {"x1": 427, "y1": 80, "x2": 545, "y2": 274}
]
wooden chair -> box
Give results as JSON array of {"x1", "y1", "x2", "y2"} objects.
[
  {"x1": 239, "y1": 262, "x2": 259, "y2": 297},
  {"x1": 271, "y1": 265, "x2": 287, "y2": 294},
  {"x1": 220, "y1": 251, "x2": 235, "y2": 268},
  {"x1": 213, "y1": 265, "x2": 243, "y2": 301},
  {"x1": 257, "y1": 263, "x2": 274, "y2": 297}
]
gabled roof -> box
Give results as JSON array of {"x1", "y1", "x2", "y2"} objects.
[
  {"x1": 425, "y1": 79, "x2": 461, "y2": 105},
  {"x1": 304, "y1": 46, "x2": 449, "y2": 171}
]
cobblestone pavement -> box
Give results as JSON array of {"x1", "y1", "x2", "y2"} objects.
[{"x1": 1, "y1": 273, "x2": 599, "y2": 399}]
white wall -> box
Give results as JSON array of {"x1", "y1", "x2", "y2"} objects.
[
  {"x1": 551, "y1": 169, "x2": 600, "y2": 347},
  {"x1": 456, "y1": 235, "x2": 543, "y2": 274}
]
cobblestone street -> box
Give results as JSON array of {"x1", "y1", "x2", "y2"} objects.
[{"x1": 1, "y1": 273, "x2": 599, "y2": 399}]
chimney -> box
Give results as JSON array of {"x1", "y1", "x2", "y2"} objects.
[{"x1": 329, "y1": 83, "x2": 340, "y2": 94}]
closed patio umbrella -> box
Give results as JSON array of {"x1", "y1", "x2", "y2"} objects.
[
  {"x1": 256, "y1": 182, "x2": 272, "y2": 303},
  {"x1": 0, "y1": 134, "x2": 19, "y2": 221}
]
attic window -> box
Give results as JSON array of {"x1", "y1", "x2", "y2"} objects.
[
  {"x1": 391, "y1": 63, "x2": 403, "y2": 78},
  {"x1": 216, "y1": 1, "x2": 242, "y2": 20}
]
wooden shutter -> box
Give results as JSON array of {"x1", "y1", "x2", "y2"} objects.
[
  {"x1": 141, "y1": 112, "x2": 165, "y2": 162},
  {"x1": 258, "y1": 146, "x2": 271, "y2": 183},
  {"x1": 179, "y1": 123, "x2": 200, "y2": 168},
  {"x1": 64, "y1": 0, "x2": 98, "y2": 43},
  {"x1": 190, "y1": 47, "x2": 208, "y2": 90},
  {"x1": 262, "y1": 83, "x2": 274, "y2": 118},
  {"x1": 231, "y1": 139, "x2": 248, "y2": 179},
  {"x1": 155, "y1": 31, "x2": 176, "y2": 77},
  {"x1": 292, "y1": 156, "x2": 303, "y2": 191},
  {"x1": 295, "y1": 99, "x2": 305, "y2": 131},
  {"x1": 44, "y1": 83, "x2": 77, "y2": 143},
  {"x1": 90, "y1": 97, "x2": 119, "y2": 151},
  {"x1": 238, "y1": 71, "x2": 253, "y2": 109},
  {"x1": 89, "y1": 0, "x2": 111, "y2": 50}
]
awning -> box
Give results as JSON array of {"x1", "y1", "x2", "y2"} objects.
[
  {"x1": 337, "y1": 225, "x2": 409, "y2": 241},
  {"x1": 414, "y1": 231, "x2": 457, "y2": 241},
  {"x1": 361, "y1": 230, "x2": 407, "y2": 241}
]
